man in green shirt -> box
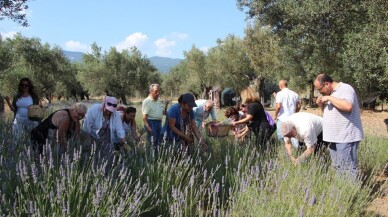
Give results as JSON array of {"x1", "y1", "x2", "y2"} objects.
[{"x1": 142, "y1": 83, "x2": 165, "y2": 150}]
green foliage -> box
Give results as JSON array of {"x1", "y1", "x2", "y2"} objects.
[
  {"x1": 0, "y1": 0, "x2": 29, "y2": 26},
  {"x1": 77, "y1": 45, "x2": 160, "y2": 103},
  {"x1": 207, "y1": 35, "x2": 253, "y2": 92},
  {"x1": 236, "y1": 0, "x2": 387, "y2": 100},
  {"x1": 0, "y1": 34, "x2": 85, "y2": 101}
]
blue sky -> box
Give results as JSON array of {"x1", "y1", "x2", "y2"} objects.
[{"x1": 0, "y1": 0, "x2": 248, "y2": 59}]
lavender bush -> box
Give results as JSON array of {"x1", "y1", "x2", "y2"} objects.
[{"x1": 0, "y1": 106, "x2": 386, "y2": 216}]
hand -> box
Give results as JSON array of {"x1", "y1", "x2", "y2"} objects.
[
  {"x1": 232, "y1": 121, "x2": 237, "y2": 127},
  {"x1": 146, "y1": 125, "x2": 152, "y2": 133},
  {"x1": 316, "y1": 96, "x2": 324, "y2": 107},
  {"x1": 320, "y1": 96, "x2": 330, "y2": 103},
  {"x1": 184, "y1": 135, "x2": 194, "y2": 144},
  {"x1": 200, "y1": 142, "x2": 208, "y2": 152},
  {"x1": 123, "y1": 143, "x2": 130, "y2": 152},
  {"x1": 290, "y1": 156, "x2": 300, "y2": 166}
]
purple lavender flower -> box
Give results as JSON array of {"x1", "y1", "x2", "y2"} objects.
[{"x1": 309, "y1": 194, "x2": 317, "y2": 206}]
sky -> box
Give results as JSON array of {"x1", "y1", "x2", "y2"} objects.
[{"x1": 0, "y1": 0, "x2": 249, "y2": 59}]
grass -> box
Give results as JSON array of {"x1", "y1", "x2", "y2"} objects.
[{"x1": 0, "y1": 101, "x2": 387, "y2": 216}]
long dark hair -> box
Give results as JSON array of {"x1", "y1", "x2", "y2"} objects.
[{"x1": 17, "y1": 77, "x2": 38, "y2": 99}]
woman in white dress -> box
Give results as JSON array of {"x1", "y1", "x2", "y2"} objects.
[{"x1": 5, "y1": 78, "x2": 41, "y2": 136}]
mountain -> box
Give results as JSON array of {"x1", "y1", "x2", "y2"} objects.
[
  {"x1": 148, "y1": 56, "x2": 182, "y2": 73},
  {"x1": 62, "y1": 50, "x2": 182, "y2": 73}
]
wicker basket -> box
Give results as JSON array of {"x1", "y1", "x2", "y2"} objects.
[
  {"x1": 28, "y1": 105, "x2": 45, "y2": 121},
  {"x1": 205, "y1": 121, "x2": 232, "y2": 137}
]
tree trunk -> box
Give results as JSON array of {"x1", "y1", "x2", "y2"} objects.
[
  {"x1": 202, "y1": 86, "x2": 213, "y2": 99},
  {"x1": 309, "y1": 81, "x2": 315, "y2": 107},
  {"x1": 120, "y1": 94, "x2": 127, "y2": 105},
  {"x1": 249, "y1": 76, "x2": 265, "y2": 103}
]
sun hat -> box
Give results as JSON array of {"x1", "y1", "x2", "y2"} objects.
[{"x1": 104, "y1": 96, "x2": 118, "y2": 112}]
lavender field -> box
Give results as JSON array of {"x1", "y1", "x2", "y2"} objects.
[{"x1": 0, "y1": 106, "x2": 387, "y2": 216}]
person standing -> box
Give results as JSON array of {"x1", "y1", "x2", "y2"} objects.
[
  {"x1": 314, "y1": 73, "x2": 364, "y2": 180},
  {"x1": 142, "y1": 84, "x2": 165, "y2": 150},
  {"x1": 193, "y1": 99, "x2": 217, "y2": 129},
  {"x1": 5, "y1": 78, "x2": 41, "y2": 135},
  {"x1": 274, "y1": 80, "x2": 301, "y2": 141}
]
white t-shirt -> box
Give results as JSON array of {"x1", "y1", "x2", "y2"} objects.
[
  {"x1": 283, "y1": 112, "x2": 322, "y2": 148},
  {"x1": 15, "y1": 96, "x2": 33, "y2": 119},
  {"x1": 276, "y1": 88, "x2": 299, "y2": 121}
]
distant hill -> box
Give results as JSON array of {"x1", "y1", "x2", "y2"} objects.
[
  {"x1": 148, "y1": 56, "x2": 182, "y2": 73},
  {"x1": 63, "y1": 50, "x2": 182, "y2": 73}
]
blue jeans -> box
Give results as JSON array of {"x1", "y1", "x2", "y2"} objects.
[
  {"x1": 329, "y1": 142, "x2": 359, "y2": 181},
  {"x1": 145, "y1": 119, "x2": 162, "y2": 147}
]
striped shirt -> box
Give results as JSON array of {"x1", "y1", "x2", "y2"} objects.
[{"x1": 322, "y1": 82, "x2": 364, "y2": 143}]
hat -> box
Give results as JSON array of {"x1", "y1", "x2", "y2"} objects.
[
  {"x1": 181, "y1": 93, "x2": 197, "y2": 107},
  {"x1": 104, "y1": 96, "x2": 118, "y2": 112}
]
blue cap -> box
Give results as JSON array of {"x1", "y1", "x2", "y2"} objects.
[{"x1": 182, "y1": 93, "x2": 197, "y2": 107}]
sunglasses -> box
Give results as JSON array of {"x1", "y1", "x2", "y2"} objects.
[
  {"x1": 106, "y1": 102, "x2": 118, "y2": 107},
  {"x1": 21, "y1": 83, "x2": 29, "y2": 87}
]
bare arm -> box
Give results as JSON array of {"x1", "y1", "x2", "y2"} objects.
[
  {"x1": 274, "y1": 103, "x2": 281, "y2": 120},
  {"x1": 321, "y1": 96, "x2": 353, "y2": 112},
  {"x1": 56, "y1": 115, "x2": 71, "y2": 151},
  {"x1": 74, "y1": 121, "x2": 81, "y2": 140},
  {"x1": 191, "y1": 120, "x2": 202, "y2": 141},
  {"x1": 142, "y1": 114, "x2": 152, "y2": 133},
  {"x1": 233, "y1": 114, "x2": 253, "y2": 126},
  {"x1": 285, "y1": 137, "x2": 315, "y2": 164},
  {"x1": 131, "y1": 120, "x2": 139, "y2": 141},
  {"x1": 296, "y1": 100, "x2": 301, "y2": 112},
  {"x1": 4, "y1": 96, "x2": 15, "y2": 112},
  {"x1": 296, "y1": 146, "x2": 315, "y2": 163},
  {"x1": 169, "y1": 118, "x2": 193, "y2": 143},
  {"x1": 316, "y1": 96, "x2": 325, "y2": 113}
]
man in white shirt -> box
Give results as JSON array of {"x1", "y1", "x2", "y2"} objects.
[
  {"x1": 274, "y1": 80, "x2": 301, "y2": 141},
  {"x1": 280, "y1": 112, "x2": 323, "y2": 164}
]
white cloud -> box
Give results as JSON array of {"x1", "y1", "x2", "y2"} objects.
[
  {"x1": 169, "y1": 32, "x2": 189, "y2": 40},
  {"x1": 154, "y1": 38, "x2": 176, "y2": 57},
  {"x1": 116, "y1": 32, "x2": 149, "y2": 52},
  {"x1": 0, "y1": 31, "x2": 18, "y2": 39},
  {"x1": 64, "y1": 40, "x2": 90, "y2": 52},
  {"x1": 152, "y1": 32, "x2": 188, "y2": 57},
  {"x1": 200, "y1": 46, "x2": 210, "y2": 54}
]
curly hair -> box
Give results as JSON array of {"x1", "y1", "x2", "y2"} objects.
[{"x1": 17, "y1": 77, "x2": 39, "y2": 99}]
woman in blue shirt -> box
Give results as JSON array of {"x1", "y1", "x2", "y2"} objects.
[{"x1": 163, "y1": 93, "x2": 207, "y2": 152}]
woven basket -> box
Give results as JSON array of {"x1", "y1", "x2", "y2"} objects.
[
  {"x1": 205, "y1": 121, "x2": 232, "y2": 137},
  {"x1": 28, "y1": 105, "x2": 45, "y2": 121}
]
